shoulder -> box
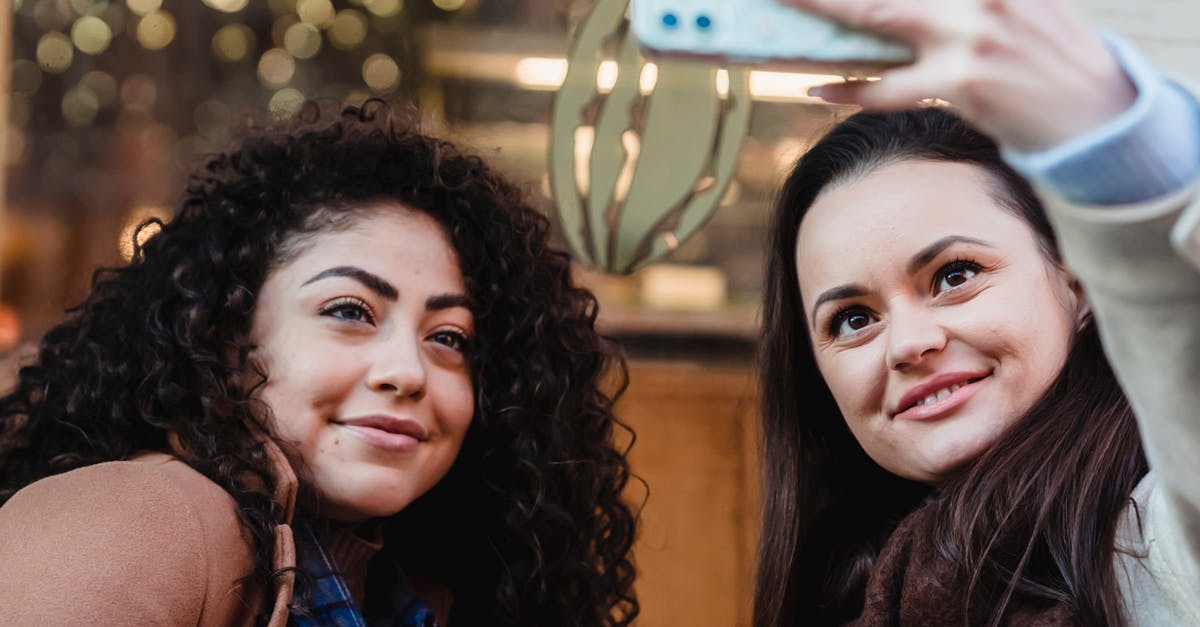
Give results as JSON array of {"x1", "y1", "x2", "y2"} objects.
[
  {"x1": 0, "y1": 454, "x2": 259, "y2": 626},
  {"x1": 1113, "y1": 473, "x2": 1200, "y2": 624}
]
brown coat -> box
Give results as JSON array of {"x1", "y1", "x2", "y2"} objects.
[{"x1": 0, "y1": 439, "x2": 300, "y2": 626}]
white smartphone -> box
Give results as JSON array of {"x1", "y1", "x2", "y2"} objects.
[{"x1": 630, "y1": 0, "x2": 916, "y2": 74}]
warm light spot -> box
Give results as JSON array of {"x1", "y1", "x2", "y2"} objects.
[
  {"x1": 329, "y1": 10, "x2": 368, "y2": 50},
  {"x1": 11, "y1": 60, "x2": 44, "y2": 95},
  {"x1": 125, "y1": 0, "x2": 162, "y2": 17},
  {"x1": 36, "y1": 32, "x2": 74, "y2": 74},
  {"x1": 121, "y1": 74, "x2": 158, "y2": 110},
  {"x1": 363, "y1": 0, "x2": 402, "y2": 17},
  {"x1": 596, "y1": 60, "x2": 618, "y2": 92},
  {"x1": 0, "y1": 304, "x2": 19, "y2": 352},
  {"x1": 212, "y1": 24, "x2": 256, "y2": 62},
  {"x1": 284, "y1": 22, "x2": 322, "y2": 59},
  {"x1": 715, "y1": 68, "x2": 730, "y2": 98},
  {"x1": 361, "y1": 54, "x2": 400, "y2": 93},
  {"x1": 136, "y1": 11, "x2": 177, "y2": 50},
  {"x1": 119, "y1": 206, "x2": 171, "y2": 262},
  {"x1": 748, "y1": 71, "x2": 844, "y2": 102},
  {"x1": 81, "y1": 70, "x2": 119, "y2": 106},
  {"x1": 269, "y1": 88, "x2": 306, "y2": 119},
  {"x1": 297, "y1": 0, "x2": 335, "y2": 27},
  {"x1": 614, "y1": 130, "x2": 640, "y2": 203},
  {"x1": 573, "y1": 126, "x2": 594, "y2": 195},
  {"x1": 62, "y1": 84, "x2": 100, "y2": 127},
  {"x1": 514, "y1": 57, "x2": 567, "y2": 90},
  {"x1": 272, "y1": 15, "x2": 299, "y2": 48},
  {"x1": 258, "y1": 48, "x2": 296, "y2": 88},
  {"x1": 432, "y1": 0, "x2": 466, "y2": 11},
  {"x1": 72, "y1": 16, "x2": 113, "y2": 55},
  {"x1": 639, "y1": 63, "x2": 658, "y2": 95},
  {"x1": 202, "y1": 0, "x2": 250, "y2": 13}
]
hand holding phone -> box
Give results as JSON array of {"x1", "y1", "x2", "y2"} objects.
[{"x1": 630, "y1": 0, "x2": 915, "y2": 74}]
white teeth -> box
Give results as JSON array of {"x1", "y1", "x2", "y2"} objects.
[{"x1": 917, "y1": 383, "x2": 967, "y2": 407}]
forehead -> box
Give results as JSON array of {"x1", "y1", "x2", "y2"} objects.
[
  {"x1": 795, "y1": 160, "x2": 1034, "y2": 294},
  {"x1": 278, "y1": 204, "x2": 463, "y2": 283}
]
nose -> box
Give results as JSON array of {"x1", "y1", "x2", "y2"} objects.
[
  {"x1": 884, "y1": 304, "x2": 948, "y2": 371},
  {"x1": 366, "y1": 332, "x2": 427, "y2": 400}
]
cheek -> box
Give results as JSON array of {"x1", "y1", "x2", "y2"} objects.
[{"x1": 815, "y1": 347, "x2": 887, "y2": 423}]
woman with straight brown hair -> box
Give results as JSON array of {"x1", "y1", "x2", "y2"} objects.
[{"x1": 756, "y1": 0, "x2": 1200, "y2": 624}]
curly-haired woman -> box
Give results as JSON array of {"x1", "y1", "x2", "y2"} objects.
[{"x1": 0, "y1": 101, "x2": 638, "y2": 627}]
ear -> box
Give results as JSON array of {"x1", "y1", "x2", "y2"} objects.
[{"x1": 1054, "y1": 261, "x2": 1091, "y2": 326}]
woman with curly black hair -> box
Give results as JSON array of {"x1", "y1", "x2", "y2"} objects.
[{"x1": 0, "y1": 100, "x2": 638, "y2": 627}]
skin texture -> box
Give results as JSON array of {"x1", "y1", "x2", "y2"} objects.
[
  {"x1": 795, "y1": 159, "x2": 1084, "y2": 482},
  {"x1": 787, "y1": 0, "x2": 1137, "y2": 151},
  {"x1": 250, "y1": 204, "x2": 475, "y2": 523}
]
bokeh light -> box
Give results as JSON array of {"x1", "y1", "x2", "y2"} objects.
[
  {"x1": 212, "y1": 24, "x2": 256, "y2": 62},
  {"x1": 34, "y1": 1, "x2": 73, "y2": 31},
  {"x1": 258, "y1": 48, "x2": 296, "y2": 88},
  {"x1": 432, "y1": 0, "x2": 467, "y2": 11},
  {"x1": 268, "y1": 0, "x2": 297, "y2": 16},
  {"x1": 10, "y1": 60, "x2": 44, "y2": 95},
  {"x1": 329, "y1": 10, "x2": 368, "y2": 50},
  {"x1": 125, "y1": 0, "x2": 163, "y2": 16},
  {"x1": 62, "y1": 84, "x2": 101, "y2": 127},
  {"x1": 71, "y1": 16, "x2": 113, "y2": 55},
  {"x1": 363, "y1": 0, "x2": 402, "y2": 18},
  {"x1": 269, "y1": 88, "x2": 306, "y2": 119},
  {"x1": 272, "y1": 15, "x2": 300, "y2": 48},
  {"x1": 37, "y1": 32, "x2": 75, "y2": 74},
  {"x1": 202, "y1": 0, "x2": 250, "y2": 13},
  {"x1": 119, "y1": 206, "x2": 171, "y2": 262},
  {"x1": 361, "y1": 54, "x2": 400, "y2": 93},
  {"x1": 136, "y1": 11, "x2": 177, "y2": 50},
  {"x1": 284, "y1": 22, "x2": 323, "y2": 59},
  {"x1": 81, "y1": 70, "x2": 119, "y2": 107},
  {"x1": 297, "y1": 0, "x2": 335, "y2": 27}
]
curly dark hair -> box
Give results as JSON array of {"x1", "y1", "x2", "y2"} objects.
[{"x1": 0, "y1": 100, "x2": 639, "y2": 626}]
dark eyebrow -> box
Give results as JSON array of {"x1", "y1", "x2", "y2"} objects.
[
  {"x1": 811, "y1": 284, "x2": 868, "y2": 330},
  {"x1": 906, "y1": 236, "x2": 995, "y2": 276},
  {"x1": 426, "y1": 293, "x2": 472, "y2": 312},
  {"x1": 302, "y1": 266, "x2": 397, "y2": 300}
]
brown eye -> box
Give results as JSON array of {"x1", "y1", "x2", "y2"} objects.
[
  {"x1": 933, "y1": 261, "x2": 981, "y2": 294},
  {"x1": 830, "y1": 307, "x2": 877, "y2": 338}
]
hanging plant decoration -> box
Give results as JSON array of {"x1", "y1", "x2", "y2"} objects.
[{"x1": 550, "y1": 0, "x2": 752, "y2": 274}]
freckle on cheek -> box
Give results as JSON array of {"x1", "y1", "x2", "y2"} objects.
[{"x1": 333, "y1": 438, "x2": 340, "y2": 445}]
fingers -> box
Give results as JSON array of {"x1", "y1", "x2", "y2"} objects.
[
  {"x1": 783, "y1": 0, "x2": 933, "y2": 41},
  {"x1": 808, "y1": 66, "x2": 940, "y2": 110}
]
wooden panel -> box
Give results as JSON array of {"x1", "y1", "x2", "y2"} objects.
[{"x1": 619, "y1": 359, "x2": 759, "y2": 627}]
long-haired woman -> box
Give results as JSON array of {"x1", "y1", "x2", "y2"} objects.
[
  {"x1": 756, "y1": 0, "x2": 1200, "y2": 624},
  {"x1": 0, "y1": 100, "x2": 639, "y2": 626}
]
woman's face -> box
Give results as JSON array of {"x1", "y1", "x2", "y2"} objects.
[
  {"x1": 250, "y1": 204, "x2": 475, "y2": 522},
  {"x1": 795, "y1": 160, "x2": 1083, "y2": 484}
]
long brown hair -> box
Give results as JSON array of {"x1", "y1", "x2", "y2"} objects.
[{"x1": 756, "y1": 109, "x2": 1146, "y2": 625}]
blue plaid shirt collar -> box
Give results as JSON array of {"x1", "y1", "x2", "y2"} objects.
[{"x1": 288, "y1": 517, "x2": 439, "y2": 627}]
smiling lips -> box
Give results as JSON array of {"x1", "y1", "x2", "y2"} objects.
[
  {"x1": 336, "y1": 415, "x2": 428, "y2": 452},
  {"x1": 892, "y1": 371, "x2": 990, "y2": 422}
]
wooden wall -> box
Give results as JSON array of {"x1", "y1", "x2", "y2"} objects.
[{"x1": 618, "y1": 359, "x2": 760, "y2": 627}]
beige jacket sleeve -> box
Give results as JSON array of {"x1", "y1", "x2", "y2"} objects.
[
  {"x1": 1041, "y1": 177, "x2": 1200, "y2": 621},
  {"x1": 0, "y1": 455, "x2": 260, "y2": 626}
]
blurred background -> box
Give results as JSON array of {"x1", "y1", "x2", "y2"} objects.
[{"x1": 0, "y1": 1, "x2": 858, "y2": 624}]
